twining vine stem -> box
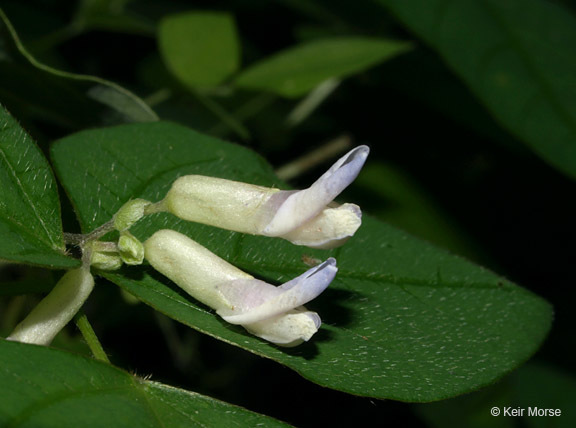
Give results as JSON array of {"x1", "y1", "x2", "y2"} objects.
[{"x1": 63, "y1": 219, "x2": 116, "y2": 247}]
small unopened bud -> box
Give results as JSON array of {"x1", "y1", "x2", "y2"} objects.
[
  {"x1": 90, "y1": 241, "x2": 122, "y2": 270},
  {"x1": 113, "y1": 199, "x2": 152, "y2": 232},
  {"x1": 91, "y1": 250, "x2": 123, "y2": 270},
  {"x1": 118, "y1": 231, "x2": 145, "y2": 265}
]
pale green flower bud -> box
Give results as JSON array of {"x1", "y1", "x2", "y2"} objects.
[
  {"x1": 118, "y1": 231, "x2": 145, "y2": 265},
  {"x1": 113, "y1": 198, "x2": 151, "y2": 232},
  {"x1": 91, "y1": 250, "x2": 123, "y2": 270},
  {"x1": 7, "y1": 267, "x2": 95, "y2": 345}
]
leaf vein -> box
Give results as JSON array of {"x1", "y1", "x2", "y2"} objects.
[{"x1": 0, "y1": 129, "x2": 57, "y2": 249}]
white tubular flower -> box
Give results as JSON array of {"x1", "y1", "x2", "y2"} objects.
[
  {"x1": 144, "y1": 229, "x2": 337, "y2": 347},
  {"x1": 7, "y1": 267, "x2": 95, "y2": 346},
  {"x1": 160, "y1": 145, "x2": 369, "y2": 249}
]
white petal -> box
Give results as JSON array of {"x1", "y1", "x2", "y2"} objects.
[
  {"x1": 215, "y1": 278, "x2": 283, "y2": 312},
  {"x1": 7, "y1": 268, "x2": 94, "y2": 346},
  {"x1": 280, "y1": 203, "x2": 362, "y2": 249},
  {"x1": 218, "y1": 258, "x2": 337, "y2": 324},
  {"x1": 264, "y1": 145, "x2": 369, "y2": 236},
  {"x1": 243, "y1": 309, "x2": 321, "y2": 347}
]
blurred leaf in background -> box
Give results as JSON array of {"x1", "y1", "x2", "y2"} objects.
[
  {"x1": 417, "y1": 363, "x2": 576, "y2": 428},
  {"x1": 159, "y1": 11, "x2": 240, "y2": 90},
  {"x1": 378, "y1": 0, "x2": 576, "y2": 180},
  {"x1": 0, "y1": 6, "x2": 156, "y2": 136},
  {"x1": 236, "y1": 36, "x2": 412, "y2": 97}
]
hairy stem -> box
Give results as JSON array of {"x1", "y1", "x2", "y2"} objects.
[
  {"x1": 63, "y1": 219, "x2": 116, "y2": 246},
  {"x1": 144, "y1": 200, "x2": 167, "y2": 215}
]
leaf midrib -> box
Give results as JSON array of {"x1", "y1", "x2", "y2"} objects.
[{"x1": 0, "y1": 132, "x2": 58, "y2": 249}]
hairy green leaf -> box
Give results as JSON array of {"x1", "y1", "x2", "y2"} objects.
[
  {"x1": 378, "y1": 0, "x2": 576, "y2": 179},
  {"x1": 235, "y1": 37, "x2": 411, "y2": 97},
  {"x1": 51, "y1": 122, "x2": 551, "y2": 401},
  {"x1": 159, "y1": 12, "x2": 240, "y2": 89},
  {"x1": 0, "y1": 340, "x2": 289, "y2": 427},
  {"x1": 0, "y1": 105, "x2": 77, "y2": 268}
]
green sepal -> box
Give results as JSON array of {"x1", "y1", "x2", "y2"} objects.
[
  {"x1": 91, "y1": 248, "x2": 123, "y2": 271},
  {"x1": 113, "y1": 199, "x2": 152, "y2": 232},
  {"x1": 118, "y1": 231, "x2": 145, "y2": 265}
]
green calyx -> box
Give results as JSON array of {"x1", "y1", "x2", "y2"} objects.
[
  {"x1": 113, "y1": 199, "x2": 152, "y2": 232},
  {"x1": 118, "y1": 231, "x2": 145, "y2": 265},
  {"x1": 91, "y1": 250, "x2": 123, "y2": 271}
]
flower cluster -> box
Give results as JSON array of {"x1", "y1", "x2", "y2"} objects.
[
  {"x1": 147, "y1": 145, "x2": 369, "y2": 346},
  {"x1": 7, "y1": 146, "x2": 368, "y2": 348}
]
